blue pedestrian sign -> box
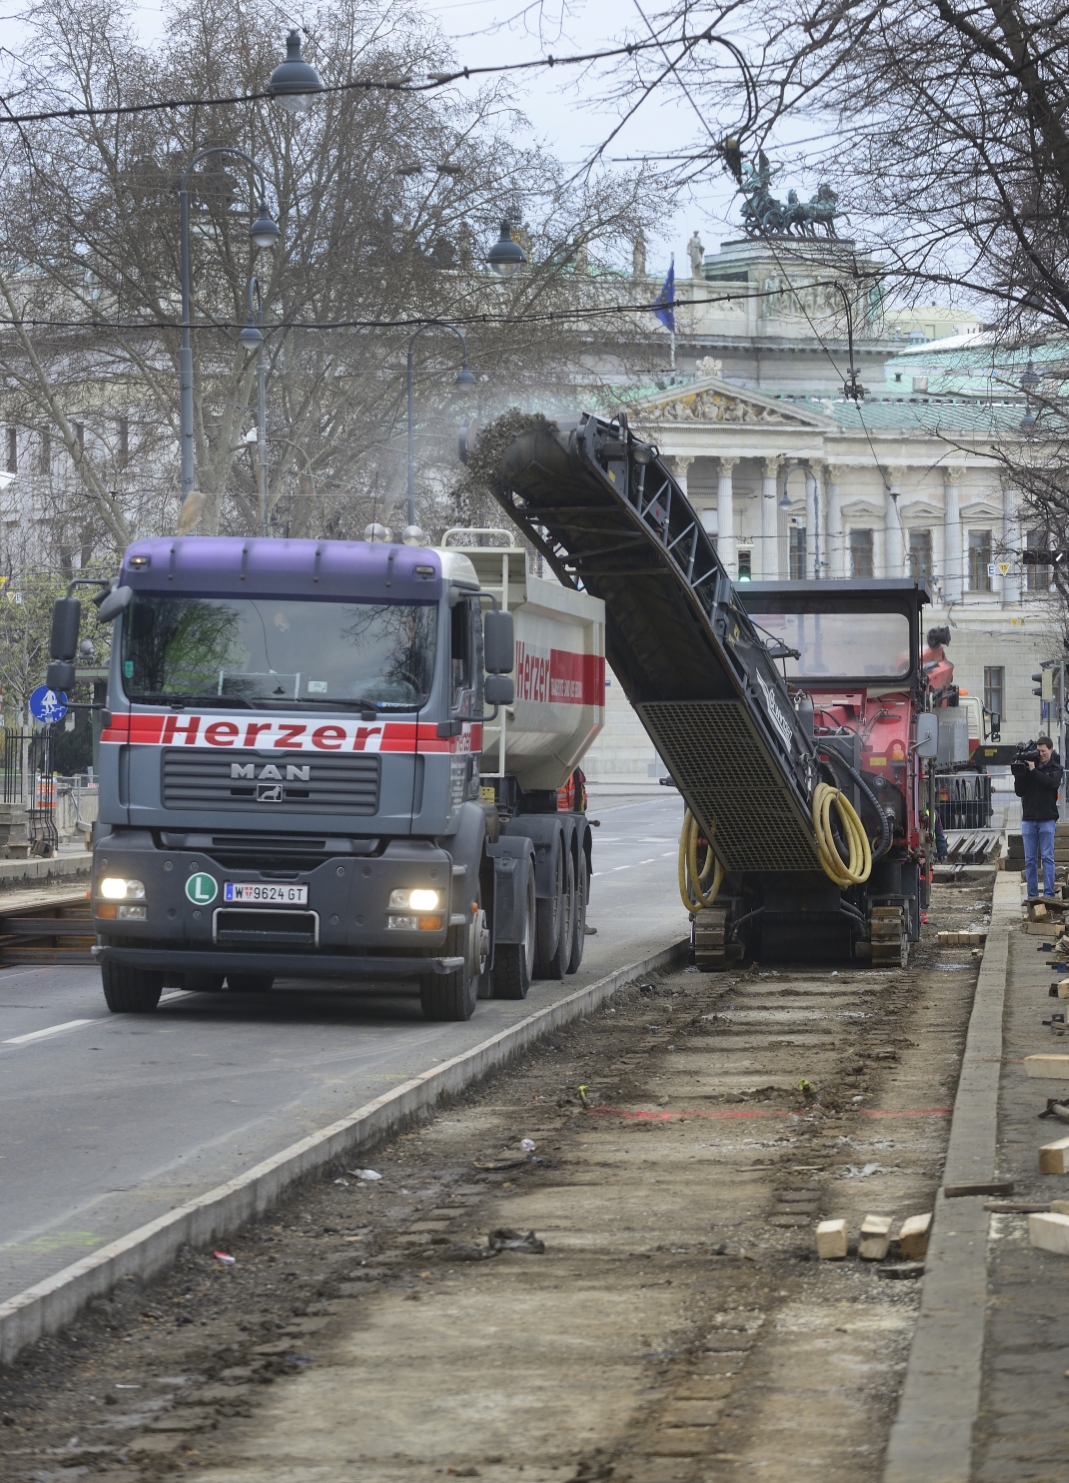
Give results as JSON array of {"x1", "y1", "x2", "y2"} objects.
[{"x1": 29, "y1": 685, "x2": 67, "y2": 725}]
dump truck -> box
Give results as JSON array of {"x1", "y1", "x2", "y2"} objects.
[{"x1": 46, "y1": 532, "x2": 604, "y2": 1021}]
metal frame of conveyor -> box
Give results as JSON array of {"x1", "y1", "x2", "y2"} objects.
[{"x1": 492, "y1": 412, "x2": 821, "y2": 874}]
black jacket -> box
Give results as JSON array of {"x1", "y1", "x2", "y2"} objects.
[{"x1": 1014, "y1": 751, "x2": 1063, "y2": 822}]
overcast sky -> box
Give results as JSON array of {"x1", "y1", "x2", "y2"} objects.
[{"x1": 101, "y1": 0, "x2": 745, "y2": 273}]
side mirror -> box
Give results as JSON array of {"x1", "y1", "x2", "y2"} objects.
[
  {"x1": 916, "y1": 713, "x2": 938, "y2": 759},
  {"x1": 484, "y1": 674, "x2": 515, "y2": 706},
  {"x1": 46, "y1": 660, "x2": 76, "y2": 692},
  {"x1": 989, "y1": 711, "x2": 1001, "y2": 742},
  {"x1": 483, "y1": 609, "x2": 514, "y2": 674},
  {"x1": 50, "y1": 597, "x2": 81, "y2": 661},
  {"x1": 97, "y1": 585, "x2": 133, "y2": 622}
]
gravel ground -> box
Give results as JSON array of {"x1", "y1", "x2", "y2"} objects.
[{"x1": 0, "y1": 876, "x2": 993, "y2": 1483}]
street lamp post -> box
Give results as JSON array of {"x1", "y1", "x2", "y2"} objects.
[
  {"x1": 406, "y1": 323, "x2": 475, "y2": 539},
  {"x1": 177, "y1": 147, "x2": 279, "y2": 510},
  {"x1": 239, "y1": 278, "x2": 268, "y2": 537}
]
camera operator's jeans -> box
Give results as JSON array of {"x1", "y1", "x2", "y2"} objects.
[{"x1": 1022, "y1": 819, "x2": 1056, "y2": 899}]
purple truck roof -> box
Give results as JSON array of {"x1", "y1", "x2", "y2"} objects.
[{"x1": 120, "y1": 537, "x2": 443, "y2": 603}]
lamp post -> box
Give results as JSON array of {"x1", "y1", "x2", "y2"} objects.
[
  {"x1": 267, "y1": 30, "x2": 325, "y2": 114},
  {"x1": 406, "y1": 324, "x2": 475, "y2": 540},
  {"x1": 177, "y1": 147, "x2": 279, "y2": 510},
  {"x1": 487, "y1": 218, "x2": 526, "y2": 277},
  {"x1": 238, "y1": 277, "x2": 268, "y2": 537}
]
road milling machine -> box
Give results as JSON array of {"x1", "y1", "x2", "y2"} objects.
[{"x1": 477, "y1": 412, "x2": 938, "y2": 969}]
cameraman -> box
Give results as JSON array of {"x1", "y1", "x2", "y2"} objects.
[{"x1": 1014, "y1": 736, "x2": 1064, "y2": 899}]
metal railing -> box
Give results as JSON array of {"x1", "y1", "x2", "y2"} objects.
[{"x1": 935, "y1": 770, "x2": 993, "y2": 831}]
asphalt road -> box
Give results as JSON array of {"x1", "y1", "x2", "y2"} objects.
[{"x1": 0, "y1": 792, "x2": 686, "y2": 1305}]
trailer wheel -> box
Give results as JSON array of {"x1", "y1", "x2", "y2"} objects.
[
  {"x1": 101, "y1": 962, "x2": 163, "y2": 1014},
  {"x1": 567, "y1": 849, "x2": 588, "y2": 974},
  {"x1": 543, "y1": 848, "x2": 575, "y2": 979},
  {"x1": 493, "y1": 864, "x2": 537, "y2": 1000},
  {"x1": 227, "y1": 974, "x2": 274, "y2": 993},
  {"x1": 534, "y1": 841, "x2": 564, "y2": 978}
]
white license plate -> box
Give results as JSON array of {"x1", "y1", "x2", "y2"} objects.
[{"x1": 223, "y1": 883, "x2": 309, "y2": 905}]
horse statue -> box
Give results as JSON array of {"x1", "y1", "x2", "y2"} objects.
[{"x1": 738, "y1": 154, "x2": 846, "y2": 239}]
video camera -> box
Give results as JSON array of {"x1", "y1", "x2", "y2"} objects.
[{"x1": 1011, "y1": 740, "x2": 1043, "y2": 774}]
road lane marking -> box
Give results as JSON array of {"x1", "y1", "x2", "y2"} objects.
[
  {"x1": 612, "y1": 865, "x2": 631, "y2": 871},
  {"x1": 639, "y1": 858, "x2": 655, "y2": 865},
  {"x1": 3, "y1": 1019, "x2": 93, "y2": 1045}
]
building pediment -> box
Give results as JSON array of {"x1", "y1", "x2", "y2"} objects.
[
  {"x1": 631, "y1": 374, "x2": 837, "y2": 430},
  {"x1": 960, "y1": 497, "x2": 1003, "y2": 520},
  {"x1": 898, "y1": 499, "x2": 943, "y2": 521}
]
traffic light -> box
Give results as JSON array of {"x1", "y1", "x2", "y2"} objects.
[
  {"x1": 1023, "y1": 549, "x2": 1069, "y2": 565},
  {"x1": 1033, "y1": 671, "x2": 1055, "y2": 701}
]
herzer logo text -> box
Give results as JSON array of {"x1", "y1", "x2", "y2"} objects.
[{"x1": 100, "y1": 714, "x2": 481, "y2": 753}]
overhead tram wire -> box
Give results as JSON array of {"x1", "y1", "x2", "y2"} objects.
[
  {"x1": 0, "y1": 26, "x2": 725, "y2": 126},
  {"x1": 0, "y1": 277, "x2": 884, "y2": 334}
]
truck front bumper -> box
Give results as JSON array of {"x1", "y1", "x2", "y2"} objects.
[{"x1": 93, "y1": 944, "x2": 464, "y2": 980}]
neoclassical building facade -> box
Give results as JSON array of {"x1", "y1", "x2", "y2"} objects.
[{"x1": 583, "y1": 291, "x2": 1058, "y2": 781}]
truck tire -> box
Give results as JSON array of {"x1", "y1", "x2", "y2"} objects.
[
  {"x1": 227, "y1": 974, "x2": 274, "y2": 993},
  {"x1": 534, "y1": 840, "x2": 564, "y2": 978},
  {"x1": 542, "y1": 848, "x2": 575, "y2": 979},
  {"x1": 101, "y1": 962, "x2": 163, "y2": 1014},
  {"x1": 420, "y1": 909, "x2": 485, "y2": 1022},
  {"x1": 567, "y1": 850, "x2": 589, "y2": 974},
  {"x1": 493, "y1": 864, "x2": 537, "y2": 1000}
]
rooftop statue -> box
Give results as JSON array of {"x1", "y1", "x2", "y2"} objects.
[{"x1": 739, "y1": 152, "x2": 846, "y2": 239}]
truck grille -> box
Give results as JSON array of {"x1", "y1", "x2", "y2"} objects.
[
  {"x1": 213, "y1": 909, "x2": 319, "y2": 947},
  {"x1": 161, "y1": 750, "x2": 381, "y2": 815}
]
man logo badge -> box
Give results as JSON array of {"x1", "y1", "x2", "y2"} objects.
[
  {"x1": 231, "y1": 762, "x2": 310, "y2": 781},
  {"x1": 256, "y1": 782, "x2": 284, "y2": 803}
]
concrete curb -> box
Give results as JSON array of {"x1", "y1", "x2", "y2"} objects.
[
  {"x1": 882, "y1": 871, "x2": 1020, "y2": 1483},
  {"x1": 0, "y1": 852, "x2": 90, "y2": 891},
  {"x1": 0, "y1": 936, "x2": 686, "y2": 1368}
]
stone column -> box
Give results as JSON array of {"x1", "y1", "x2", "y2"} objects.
[
  {"x1": 761, "y1": 456, "x2": 780, "y2": 578},
  {"x1": 717, "y1": 457, "x2": 737, "y2": 576},
  {"x1": 1003, "y1": 485, "x2": 1020, "y2": 606},
  {"x1": 944, "y1": 469, "x2": 963, "y2": 602},
  {"x1": 885, "y1": 481, "x2": 904, "y2": 577},
  {"x1": 825, "y1": 466, "x2": 845, "y2": 578},
  {"x1": 669, "y1": 456, "x2": 693, "y2": 501}
]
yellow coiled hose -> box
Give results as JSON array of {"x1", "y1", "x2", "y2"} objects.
[
  {"x1": 678, "y1": 808, "x2": 724, "y2": 912},
  {"x1": 677, "y1": 783, "x2": 871, "y2": 916},
  {"x1": 812, "y1": 781, "x2": 872, "y2": 886}
]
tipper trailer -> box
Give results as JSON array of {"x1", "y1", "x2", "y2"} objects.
[{"x1": 46, "y1": 533, "x2": 604, "y2": 1021}]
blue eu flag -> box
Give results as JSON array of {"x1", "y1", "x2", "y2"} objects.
[{"x1": 653, "y1": 258, "x2": 675, "y2": 331}]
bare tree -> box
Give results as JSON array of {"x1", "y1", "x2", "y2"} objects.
[{"x1": 0, "y1": 0, "x2": 666, "y2": 565}]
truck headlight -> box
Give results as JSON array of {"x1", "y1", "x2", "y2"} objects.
[
  {"x1": 99, "y1": 877, "x2": 146, "y2": 900},
  {"x1": 389, "y1": 888, "x2": 441, "y2": 910}
]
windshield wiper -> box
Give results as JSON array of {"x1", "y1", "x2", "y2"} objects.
[
  {"x1": 135, "y1": 694, "x2": 254, "y2": 709},
  {"x1": 292, "y1": 697, "x2": 429, "y2": 714}
]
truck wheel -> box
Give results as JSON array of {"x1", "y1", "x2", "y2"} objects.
[
  {"x1": 420, "y1": 915, "x2": 481, "y2": 1022},
  {"x1": 534, "y1": 841, "x2": 564, "y2": 978},
  {"x1": 101, "y1": 962, "x2": 163, "y2": 1014},
  {"x1": 543, "y1": 848, "x2": 575, "y2": 979},
  {"x1": 493, "y1": 865, "x2": 537, "y2": 1000},
  {"x1": 227, "y1": 974, "x2": 274, "y2": 993},
  {"x1": 567, "y1": 852, "x2": 589, "y2": 974}
]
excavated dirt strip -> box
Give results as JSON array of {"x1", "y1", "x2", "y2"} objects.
[{"x1": 0, "y1": 878, "x2": 992, "y2": 1483}]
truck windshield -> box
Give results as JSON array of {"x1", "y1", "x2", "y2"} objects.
[
  {"x1": 122, "y1": 595, "x2": 437, "y2": 709},
  {"x1": 755, "y1": 611, "x2": 911, "y2": 680}
]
